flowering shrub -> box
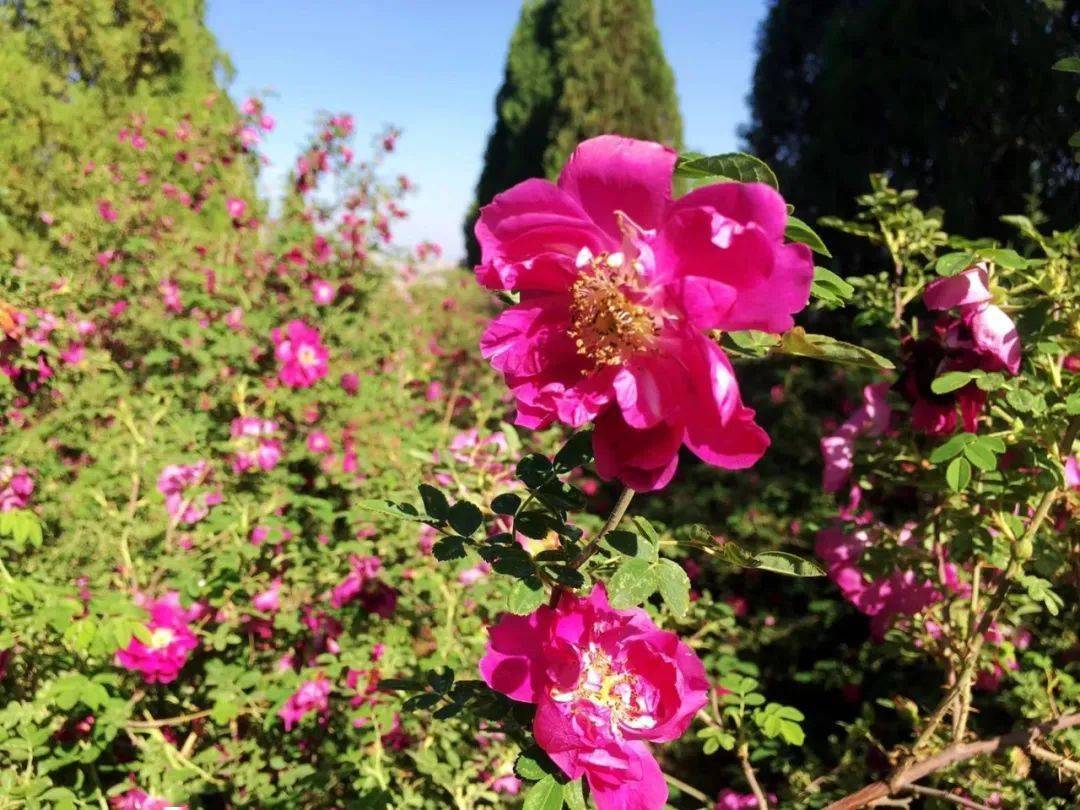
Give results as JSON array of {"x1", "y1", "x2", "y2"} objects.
[{"x1": 2, "y1": 75, "x2": 1079, "y2": 810}]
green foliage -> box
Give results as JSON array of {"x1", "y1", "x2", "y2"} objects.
[{"x1": 464, "y1": 0, "x2": 682, "y2": 264}]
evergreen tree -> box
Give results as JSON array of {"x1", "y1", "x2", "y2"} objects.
[
  {"x1": 743, "y1": 0, "x2": 1080, "y2": 254},
  {"x1": 464, "y1": 0, "x2": 682, "y2": 265},
  {"x1": 0, "y1": 0, "x2": 249, "y2": 260}
]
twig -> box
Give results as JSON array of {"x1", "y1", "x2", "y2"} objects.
[
  {"x1": 739, "y1": 742, "x2": 769, "y2": 809},
  {"x1": 1027, "y1": 742, "x2": 1080, "y2": 778},
  {"x1": 826, "y1": 711, "x2": 1080, "y2": 809},
  {"x1": 664, "y1": 773, "x2": 713, "y2": 805},
  {"x1": 549, "y1": 486, "x2": 634, "y2": 607},
  {"x1": 905, "y1": 784, "x2": 992, "y2": 810}
]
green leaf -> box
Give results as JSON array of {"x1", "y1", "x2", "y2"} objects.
[
  {"x1": 929, "y1": 433, "x2": 977, "y2": 464},
  {"x1": 514, "y1": 752, "x2": 549, "y2": 781},
  {"x1": 786, "y1": 216, "x2": 832, "y2": 257},
  {"x1": 1064, "y1": 393, "x2": 1080, "y2": 415},
  {"x1": 931, "y1": 371, "x2": 977, "y2": 394},
  {"x1": 522, "y1": 775, "x2": 565, "y2": 810},
  {"x1": 751, "y1": 551, "x2": 825, "y2": 577},
  {"x1": 936, "y1": 252, "x2": 974, "y2": 277},
  {"x1": 507, "y1": 577, "x2": 547, "y2": 615},
  {"x1": 1052, "y1": 55, "x2": 1080, "y2": 73},
  {"x1": 775, "y1": 327, "x2": 894, "y2": 370},
  {"x1": 418, "y1": 484, "x2": 450, "y2": 521},
  {"x1": 946, "y1": 457, "x2": 972, "y2": 491},
  {"x1": 448, "y1": 501, "x2": 483, "y2": 536},
  {"x1": 517, "y1": 454, "x2": 554, "y2": 488},
  {"x1": 963, "y1": 441, "x2": 998, "y2": 472},
  {"x1": 810, "y1": 266, "x2": 853, "y2": 305},
  {"x1": 433, "y1": 536, "x2": 467, "y2": 561},
  {"x1": 607, "y1": 558, "x2": 659, "y2": 609},
  {"x1": 491, "y1": 493, "x2": 522, "y2": 515},
  {"x1": 655, "y1": 559, "x2": 691, "y2": 616},
  {"x1": 675, "y1": 152, "x2": 779, "y2": 189},
  {"x1": 357, "y1": 499, "x2": 425, "y2": 522},
  {"x1": 981, "y1": 248, "x2": 1028, "y2": 269},
  {"x1": 563, "y1": 779, "x2": 587, "y2": 810},
  {"x1": 553, "y1": 430, "x2": 594, "y2": 472}
]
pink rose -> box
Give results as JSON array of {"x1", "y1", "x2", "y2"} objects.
[
  {"x1": 474, "y1": 136, "x2": 813, "y2": 490},
  {"x1": 480, "y1": 585, "x2": 709, "y2": 810},
  {"x1": 271, "y1": 320, "x2": 329, "y2": 389},
  {"x1": 115, "y1": 592, "x2": 200, "y2": 684}
]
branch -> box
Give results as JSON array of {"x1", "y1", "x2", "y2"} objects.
[
  {"x1": 739, "y1": 742, "x2": 770, "y2": 810},
  {"x1": 549, "y1": 487, "x2": 635, "y2": 607},
  {"x1": 905, "y1": 785, "x2": 992, "y2": 810},
  {"x1": 826, "y1": 711, "x2": 1080, "y2": 809}
]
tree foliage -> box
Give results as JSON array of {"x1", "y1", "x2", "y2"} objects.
[
  {"x1": 463, "y1": 0, "x2": 682, "y2": 265},
  {"x1": 743, "y1": 0, "x2": 1080, "y2": 253}
]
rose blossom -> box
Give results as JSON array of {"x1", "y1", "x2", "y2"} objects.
[
  {"x1": 279, "y1": 675, "x2": 331, "y2": 731},
  {"x1": 311, "y1": 278, "x2": 336, "y2": 305},
  {"x1": 820, "y1": 383, "x2": 891, "y2": 493},
  {"x1": 115, "y1": 592, "x2": 200, "y2": 684},
  {"x1": 226, "y1": 197, "x2": 247, "y2": 219},
  {"x1": 229, "y1": 417, "x2": 282, "y2": 473},
  {"x1": 480, "y1": 584, "x2": 709, "y2": 810},
  {"x1": 0, "y1": 464, "x2": 34, "y2": 512},
  {"x1": 474, "y1": 136, "x2": 813, "y2": 490},
  {"x1": 156, "y1": 462, "x2": 220, "y2": 525},
  {"x1": 110, "y1": 788, "x2": 186, "y2": 810},
  {"x1": 898, "y1": 265, "x2": 1021, "y2": 435},
  {"x1": 272, "y1": 320, "x2": 329, "y2": 388}
]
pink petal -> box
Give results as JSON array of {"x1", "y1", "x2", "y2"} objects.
[
  {"x1": 475, "y1": 179, "x2": 609, "y2": 288},
  {"x1": 923, "y1": 265, "x2": 992, "y2": 311},
  {"x1": 479, "y1": 610, "x2": 551, "y2": 703},
  {"x1": 557, "y1": 136, "x2": 676, "y2": 239},
  {"x1": 613, "y1": 356, "x2": 688, "y2": 429},
  {"x1": 593, "y1": 409, "x2": 682, "y2": 491},
  {"x1": 668, "y1": 181, "x2": 790, "y2": 240},
  {"x1": 682, "y1": 338, "x2": 770, "y2": 469},
  {"x1": 967, "y1": 303, "x2": 1021, "y2": 375}
]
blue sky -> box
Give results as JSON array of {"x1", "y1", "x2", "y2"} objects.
[{"x1": 206, "y1": 1, "x2": 769, "y2": 260}]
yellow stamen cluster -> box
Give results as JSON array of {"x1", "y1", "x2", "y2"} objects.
[{"x1": 568, "y1": 252, "x2": 657, "y2": 368}]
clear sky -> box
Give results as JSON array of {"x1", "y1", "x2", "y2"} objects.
[{"x1": 206, "y1": 1, "x2": 769, "y2": 261}]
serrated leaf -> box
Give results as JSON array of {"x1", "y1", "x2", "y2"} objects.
[
  {"x1": 929, "y1": 433, "x2": 977, "y2": 464},
  {"x1": 936, "y1": 252, "x2": 974, "y2": 277},
  {"x1": 751, "y1": 551, "x2": 825, "y2": 577},
  {"x1": 963, "y1": 442, "x2": 997, "y2": 472},
  {"x1": 418, "y1": 484, "x2": 449, "y2": 520},
  {"x1": 507, "y1": 577, "x2": 547, "y2": 615},
  {"x1": 448, "y1": 501, "x2": 483, "y2": 536},
  {"x1": 675, "y1": 152, "x2": 779, "y2": 189},
  {"x1": 655, "y1": 559, "x2": 691, "y2": 616},
  {"x1": 607, "y1": 558, "x2": 658, "y2": 609},
  {"x1": 931, "y1": 371, "x2": 977, "y2": 394}
]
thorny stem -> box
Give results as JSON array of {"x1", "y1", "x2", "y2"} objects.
[
  {"x1": 739, "y1": 742, "x2": 770, "y2": 809},
  {"x1": 825, "y1": 711, "x2": 1080, "y2": 809}
]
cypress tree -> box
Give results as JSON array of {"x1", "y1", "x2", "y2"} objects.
[{"x1": 464, "y1": 0, "x2": 682, "y2": 265}]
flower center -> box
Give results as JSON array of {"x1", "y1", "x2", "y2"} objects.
[
  {"x1": 297, "y1": 346, "x2": 318, "y2": 367},
  {"x1": 149, "y1": 627, "x2": 175, "y2": 649},
  {"x1": 568, "y1": 250, "x2": 657, "y2": 368},
  {"x1": 550, "y1": 644, "x2": 656, "y2": 735}
]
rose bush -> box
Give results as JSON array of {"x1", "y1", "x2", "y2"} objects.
[{"x1": 1, "y1": 59, "x2": 1079, "y2": 810}]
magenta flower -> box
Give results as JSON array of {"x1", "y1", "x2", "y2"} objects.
[
  {"x1": 229, "y1": 417, "x2": 282, "y2": 473},
  {"x1": 820, "y1": 383, "x2": 891, "y2": 493},
  {"x1": 474, "y1": 136, "x2": 813, "y2": 490},
  {"x1": 310, "y1": 278, "x2": 336, "y2": 305},
  {"x1": 226, "y1": 197, "x2": 247, "y2": 220},
  {"x1": 1066, "y1": 456, "x2": 1079, "y2": 491},
  {"x1": 110, "y1": 788, "x2": 186, "y2": 810},
  {"x1": 115, "y1": 592, "x2": 199, "y2": 684},
  {"x1": 330, "y1": 555, "x2": 398, "y2": 616},
  {"x1": 252, "y1": 580, "x2": 282, "y2": 613},
  {"x1": 157, "y1": 462, "x2": 219, "y2": 525},
  {"x1": 0, "y1": 464, "x2": 34, "y2": 512},
  {"x1": 279, "y1": 675, "x2": 331, "y2": 731},
  {"x1": 480, "y1": 585, "x2": 709, "y2": 810},
  {"x1": 272, "y1": 320, "x2": 329, "y2": 388},
  {"x1": 923, "y1": 264, "x2": 1020, "y2": 374}
]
